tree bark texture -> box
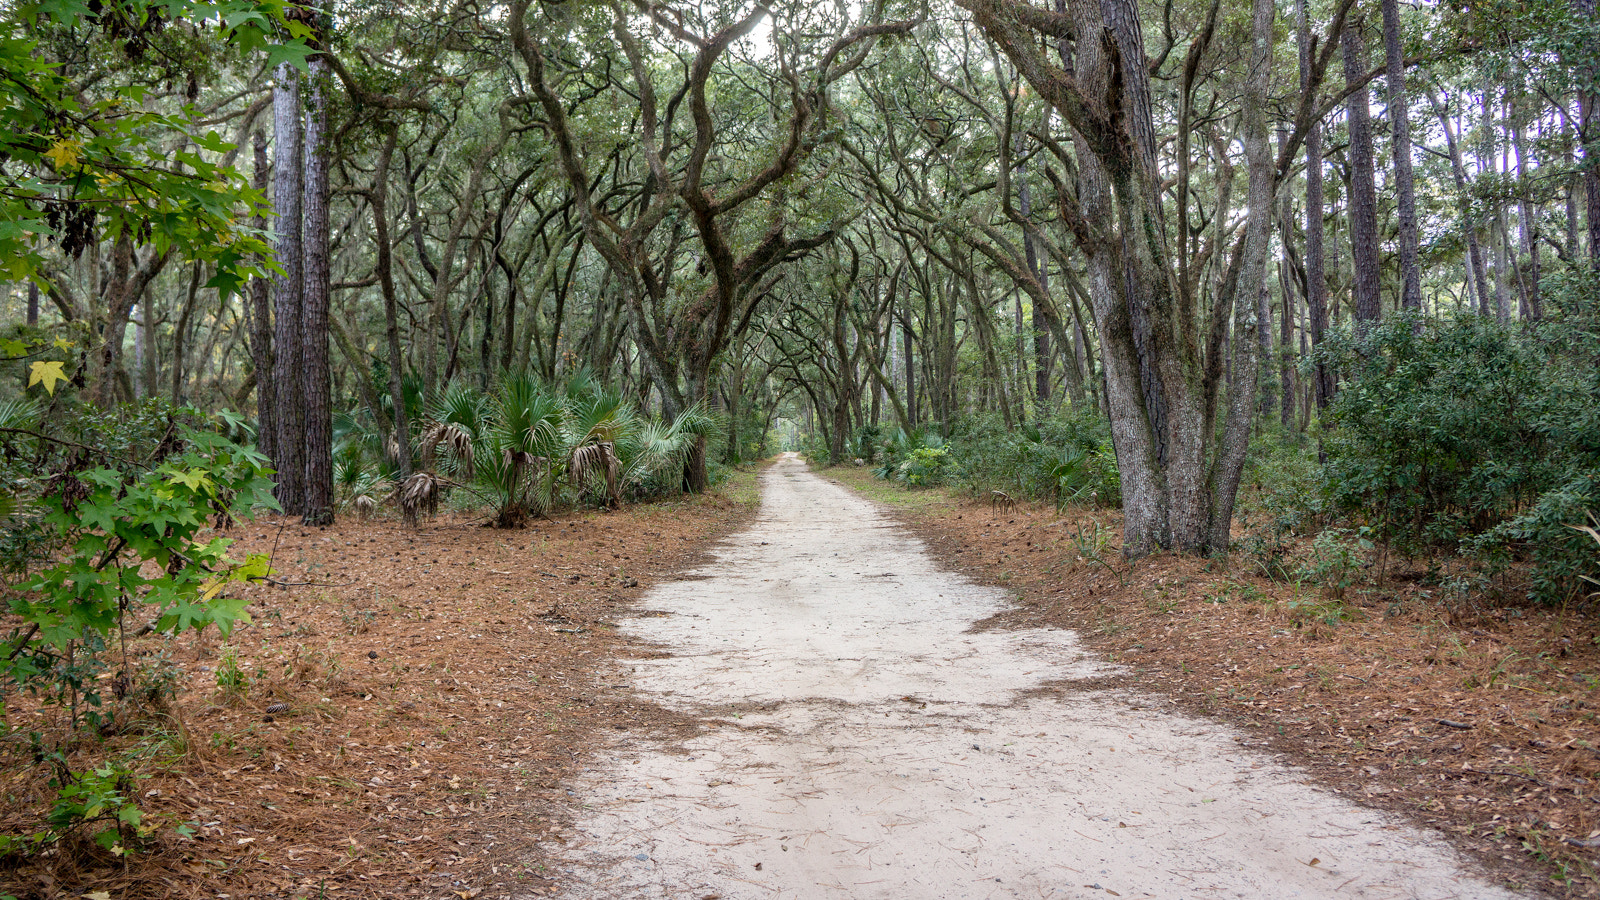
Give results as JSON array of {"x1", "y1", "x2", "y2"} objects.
[
  {"x1": 1380, "y1": 0, "x2": 1421, "y2": 312},
  {"x1": 248, "y1": 129, "x2": 277, "y2": 469},
  {"x1": 300, "y1": 55, "x2": 335, "y2": 526},
  {"x1": 271, "y1": 63, "x2": 306, "y2": 515},
  {"x1": 1299, "y1": 0, "x2": 1335, "y2": 410},
  {"x1": 960, "y1": 0, "x2": 1288, "y2": 556},
  {"x1": 1342, "y1": 18, "x2": 1382, "y2": 326}
]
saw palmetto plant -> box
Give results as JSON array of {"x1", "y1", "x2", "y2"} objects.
[{"x1": 393, "y1": 372, "x2": 723, "y2": 527}]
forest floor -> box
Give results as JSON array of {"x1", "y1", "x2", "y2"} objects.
[
  {"x1": 0, "y1": 469, "x2": 767, "y2": 900},
  {"x1": 825, "y1": 464, "x2": 1600, "y2": 899},
  {"x1": 0, "y1": 457, "x2": 1594, "y2": 899}
]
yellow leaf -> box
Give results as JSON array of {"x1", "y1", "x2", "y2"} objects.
[
  {"x1": 44, "y1": 138, "x2": 82, "y2": 170},
  {"x1": 28, "y1": 360, "x2": 67, "y2": 395},
  {"x1": 52, "y1": 337, "x2": 74, "y2": 351}
]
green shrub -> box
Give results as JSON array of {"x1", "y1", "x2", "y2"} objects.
[
  {"x1": 901, "y1": 446, "x2": 952, "y2": 486},
  {"x1": 945, "y1": 410, "x2": 1119, "y2": 507},
  {"x1": 1320, "y1": 271, "x2": 1600, "y2": 604},
  {"x1": 0, "y1": 402, "x2": 276, "y2": 859},
  {"x1": 1237, "y1": 428, "x2": 1326, "y2": 579},
  {"x1": 410, "y1": 373, "x2": 726, "y2": 524}
]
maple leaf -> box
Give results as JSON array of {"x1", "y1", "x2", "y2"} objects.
[
  {"x1": 28, "y1": 360, "x2": 67, "y2": 395},
  {"x1": 43, "y1": 138, "x2": 82, "y2": 170}
]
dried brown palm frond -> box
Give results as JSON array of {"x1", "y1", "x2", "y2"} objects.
[
  {"x1": 501, "y1": 448, "x2": 548, "y2": 483},
  {"x1": 353, "y1": 494, "x2": 378, "y2": 522},
  {"x1": 396, "y1": 471, "x2": 440, "y2": 527},
  {"x1": 571, "y1": 441, "x2": 621, "y2": 508},
  {"x1": 421, "y1": 421, "x2": 475, "y2": 481}
]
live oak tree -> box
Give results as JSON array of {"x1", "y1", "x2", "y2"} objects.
[
  {"x1": 510, "y1": 0, "x2": 916, "y2": 490},
  {"x1": 9, "y1": 0, "x2": 1600, "y2": 548},
  {"x1": 954, "y1": 0, "x2": 1340, "y2": 554}
]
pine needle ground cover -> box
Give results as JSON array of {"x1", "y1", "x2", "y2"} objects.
[{"x1": 0, "y1": 477, "x2": 761, "y2": 900}]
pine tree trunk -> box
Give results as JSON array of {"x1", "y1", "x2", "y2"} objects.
[
  {"x1": 1381, "y1": 0, "x2": 1421, "y2": 312},
  {"x1": 1580, "y1": 0, "x2": 1600, "y2": 267},
  {"x1": 271, "y1": 63, "x2": 306, "y2": 515},
  {"x1": 1343, "y1": 18, "x2": 1383, "y2": 326},
  {"x1": 300, "y1": 55, "x2": 334, "y2": 526}
]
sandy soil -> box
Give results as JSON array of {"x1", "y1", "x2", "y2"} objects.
[{"x1": 543, "y1": 454, "x2": 1519, "y2": 899}]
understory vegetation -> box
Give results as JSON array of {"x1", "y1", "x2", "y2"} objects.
[
  {"x1": 860, "y1": 274, "x2": 1600, "y2": 612},
  {"x1": 0, "y1": 365, "x2": 724, "y2": 875},
  {"x1": 4, "y1": 0, "x2": 1600, "y2": 891},
  {"x1": 335, "y1": 369, "x2": 724, "y2": 528}
]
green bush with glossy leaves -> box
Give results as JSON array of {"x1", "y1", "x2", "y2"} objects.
[{"x1": 1319, "y1": 272, "x2": 1600, "y2": 604}]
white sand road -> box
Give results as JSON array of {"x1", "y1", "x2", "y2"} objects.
[{"x1": 539, "y1": 454, "x2": 1521, "y2": 900}]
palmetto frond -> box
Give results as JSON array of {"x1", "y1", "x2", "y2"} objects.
[
  {"x1": 570, "y1": 441, "x2": 621, "y2": 507},
  {"x1": 396, "y1": 471, "x2": 440, "y2": 527},
  {"x1": 420, "y1": 421, "x2": 476, "y2": 481}
]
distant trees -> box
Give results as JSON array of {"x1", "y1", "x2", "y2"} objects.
[{"x1": 7, "y1": 0, "x2": 1600, "y2": 548}]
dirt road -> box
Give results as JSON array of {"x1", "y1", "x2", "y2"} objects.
[{"x1": 543, "y1": 454, "x2": 1520, "y2": 899}]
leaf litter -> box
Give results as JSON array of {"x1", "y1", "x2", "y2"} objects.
[{"x1": 0, "y1": 483, "x2": 760, "y2": 900}]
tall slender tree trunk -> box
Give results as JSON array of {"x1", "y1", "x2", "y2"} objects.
[
  {"x1": 1275, "y1": 159, "x2": 1298, "y2": 429},
  {"x1": 1430, "y1": 92, "x2": 1493, "y2": 316},
  {"x1": 1482, "y1": 82, "x2": 1513, "y2": 322},
  {"x1": 248, "y1": 129, "x2": 277, "y2": 468},
  {"x1": 26, "y1": 281, "x2": 39, "y2": 326},
  {"x1": 1343, "y1": 18, "x2": 1382, "y2": 326},
  {"x1": 138, "y1": 297, "x2": 155, "y2": 399},
  {"x1": 1579, "y1": 0, "x2": 1600, "y2": 267},
  {"x1": 1512, "y1": 97, "x2": 1541, "y2": 318},
  {"x1": 1013, "y1": 144, "x2": 1054, "y2": 408},
  {"x1": 1205, "y1": 0, "x2": 1275, "y2": 550},
  {"x1": 271, "y1": 63, "x2": 306, "y2": 515},
  {"x1": 1381, "y1": 0, "x2": 1421, "y2": 312},
  {"x1": 1299, "y1": 0, "x2": 1334, "y2": 410},
  {"x1": 170, "y1": 262, "x2": 203, "y2": 404},
  {"x1": 300, "y1": 54, "x2": 334, "y2": 526}
]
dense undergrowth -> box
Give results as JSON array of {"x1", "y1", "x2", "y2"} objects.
[
  {"x1": 852, "y1": 276, "x2": 1600, "y2": 611},
  {"x1": 0, "y1": 362, "x2": 728, "y2": 877},
  {"x1": 334, "y1": 369, "x2": 724, "y2": 528}
]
